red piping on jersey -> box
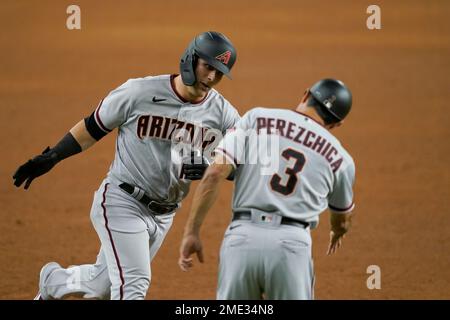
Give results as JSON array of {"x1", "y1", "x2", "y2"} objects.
[
  {"x1": 329, "y1": 202, "x2": 355, "y2": 212},
  {"x1": 170, "y1": 74, "x2": 209, "y2": 105},
  {"x1": 292, "y1": 110, "x2": 327, "y2": 129},
  {"x1": 101, "y1": 183, "x2": 125, "y2": 300},
  {"x1": 95, "y1": 99, "x2": 111, "y2": 133}
]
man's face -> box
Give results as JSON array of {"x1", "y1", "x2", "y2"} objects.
[{"x1": 193, "y1": 58, "x2": 224, "y2": 94}]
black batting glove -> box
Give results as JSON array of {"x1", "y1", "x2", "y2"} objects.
[
  {"x1": 181, "y1": 151, "x2": 210, "y2": 180},
  {"x1": 13, "y1": 147, "x2": 59, "y2": 190}
]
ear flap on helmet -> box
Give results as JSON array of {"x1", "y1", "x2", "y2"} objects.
[{"x1": 180, "y1": 48, "x2": 197, "y2": 86}]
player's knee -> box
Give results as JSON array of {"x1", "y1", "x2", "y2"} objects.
[
  {"x1": 136, "y1": 275, "x2": 150, "y2": 294},
  {"x1": 125, "y1": 274, "x2": 150, "y2": 300}
]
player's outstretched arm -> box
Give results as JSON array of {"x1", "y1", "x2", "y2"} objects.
[
  {"x1": 178, "y1": 155, "x2": 233, "y2": 271},
  {"x1": 326, "y1": 211, "x2": 354, "y2": 256},
  {"x1": 13, "y1": 119, "x2": 97, "y2": 190},
  {"x1": 69, "y1": 119, "x2": 98, "y2": 151}
]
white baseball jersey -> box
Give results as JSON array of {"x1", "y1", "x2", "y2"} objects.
[
  {"x1": 216, "y1": 107, "x2": 355, "y2": 228},
  {"x1": 93, "y1": 74, "x2": 240, "y2": 204}
]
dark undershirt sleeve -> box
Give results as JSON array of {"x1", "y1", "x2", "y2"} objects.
[{"x1": 84, "y1": 112, "x2": 108, "y2": 141}]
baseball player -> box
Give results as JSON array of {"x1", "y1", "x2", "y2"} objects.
[
  {"x1": 13, "y1": 31, "x2": 240, "y2": 300},
  {"x1": 178, "y1": 79, "x2": 355, "y2": 299}
]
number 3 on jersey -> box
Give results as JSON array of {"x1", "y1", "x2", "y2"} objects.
[{"x1": 270, "y1": 148, "x2": 306, "y2": 196}]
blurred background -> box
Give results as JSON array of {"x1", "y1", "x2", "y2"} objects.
[{"x1": 0, "y1": 0, "x2": 449, "y2": 299}]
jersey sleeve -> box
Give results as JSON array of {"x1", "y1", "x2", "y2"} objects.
[
  {"x1": 328, "y1": 160, "x2": 356, "y2": 214},
  {"x1": 93, "y1": 80, "x2": 135, "y2": 134},
  {"x1": 221, "y1": 100, "x2": 241, "y2": 134},
  {"x1": 215, "y1": 110, "x2": 252, "y2": 169}
]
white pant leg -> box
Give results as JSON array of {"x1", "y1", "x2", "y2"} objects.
[
  {"x1": 148, "y1": 213, "x2": 174, "y2": 261},
  {"x1": 90, "y1": 182, "x2": 152, "y2": 300},
  {"x1": 43, "y1": 246, "x2": 111, "y2": 300},
  {"x1": 217, "y1": 222, "x2": 314, "y2": 300},
  {"x1": 44, "y1": 180, "x2": 174, "y2": 300},
  {"x1": 264, "y1": 225, "x2": 313, "y2": 300},
  {"x1": 94, "y1": 229, "x2": 151, "y2": 300},
  {"x1": 90, "y1": 181, "x2": 175, "y2": 300},
  {"x1": 217, "y1": 223, "x2": 262, "y2": 300}
]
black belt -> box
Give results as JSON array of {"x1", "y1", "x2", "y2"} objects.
[
  {"x1": 119, "y1": 183, "x2": 177, "y2": 215},
  {"x1": 233, "y1": 211, "x2": 309, "y2": 228}
]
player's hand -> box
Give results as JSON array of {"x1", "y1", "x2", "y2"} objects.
[
  {"x1": 178, "y1": 234, "x2": 204, "y2": 272},
  {"x1": 326, "y1": 230, "x2": 346, "y2": 256},
  {"x1": 13, "y1": 147, "x2": 59, "y2": 190},
  {"x1": 181, "y1": 151, "x2": 209, "y2": 180}
]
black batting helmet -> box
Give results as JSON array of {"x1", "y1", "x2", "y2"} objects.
[
  {"x1": 309, "y1": 79, "x2": 352, "y2": 121},
  {"x1": 180, "y1": 31, "x2": 237, "y2": 86}
]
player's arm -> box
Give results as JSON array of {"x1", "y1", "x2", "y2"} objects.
[
  {"x1": 13, "y1": 116, "x2": 102, "y2": 190},
  {"x1": 220, "y1": 103, "x2": 240, "y2": 181},
  {"x1": 178, "y1": 154, "x2": 234, "y2": 271},
  {"x1": 70, "y1": 119, "x2": 97, "y2": 150},
  {"x1": 326, "y1": 210, "x2": 354, "y2": 255},
  {"x1": 13, "y1": 80, "x2": 133, "y2": 189},
  {"x1": 326, "y1": 161, "x2": 356, "y2": 256}
]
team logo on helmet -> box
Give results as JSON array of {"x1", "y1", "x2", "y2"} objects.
[
  {"x1": 215, "y1": 51, "x2": 232, "y2": 65},
  {"x1": 323, "y1": 95, "x2": 337, "y2": 109}
]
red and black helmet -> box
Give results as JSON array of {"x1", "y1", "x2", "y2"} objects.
[{"x1": 180, "y1": 31, "x2": 237, "y2": 86}]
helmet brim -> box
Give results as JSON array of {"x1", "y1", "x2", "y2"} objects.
[{"x1": 196, "y1": 52, "x2": 233, "y2": 79}]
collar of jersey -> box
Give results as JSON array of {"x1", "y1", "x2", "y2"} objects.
[
  {"x1": 170, "y1": 74, "x2": 210, "y2": 105},
  {"x1": 292, "y1": 110, "x2": 328, "y2": 130}
]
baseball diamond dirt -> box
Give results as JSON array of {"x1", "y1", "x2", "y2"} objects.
[{"x1": 1, "y1": 0, "x2": 449, "y2": 299}]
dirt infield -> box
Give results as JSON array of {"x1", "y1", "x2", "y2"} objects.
[{"x1": 1, "y1": 0, "x2": 449, "y2": 299}]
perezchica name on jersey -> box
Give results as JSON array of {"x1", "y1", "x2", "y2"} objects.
[
  {"x1": 137, "y1": 114, "x2": 219, "y2": 149},
  {"x1": 257, "y1": 117, "x2": 344, "y2": 172}
]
